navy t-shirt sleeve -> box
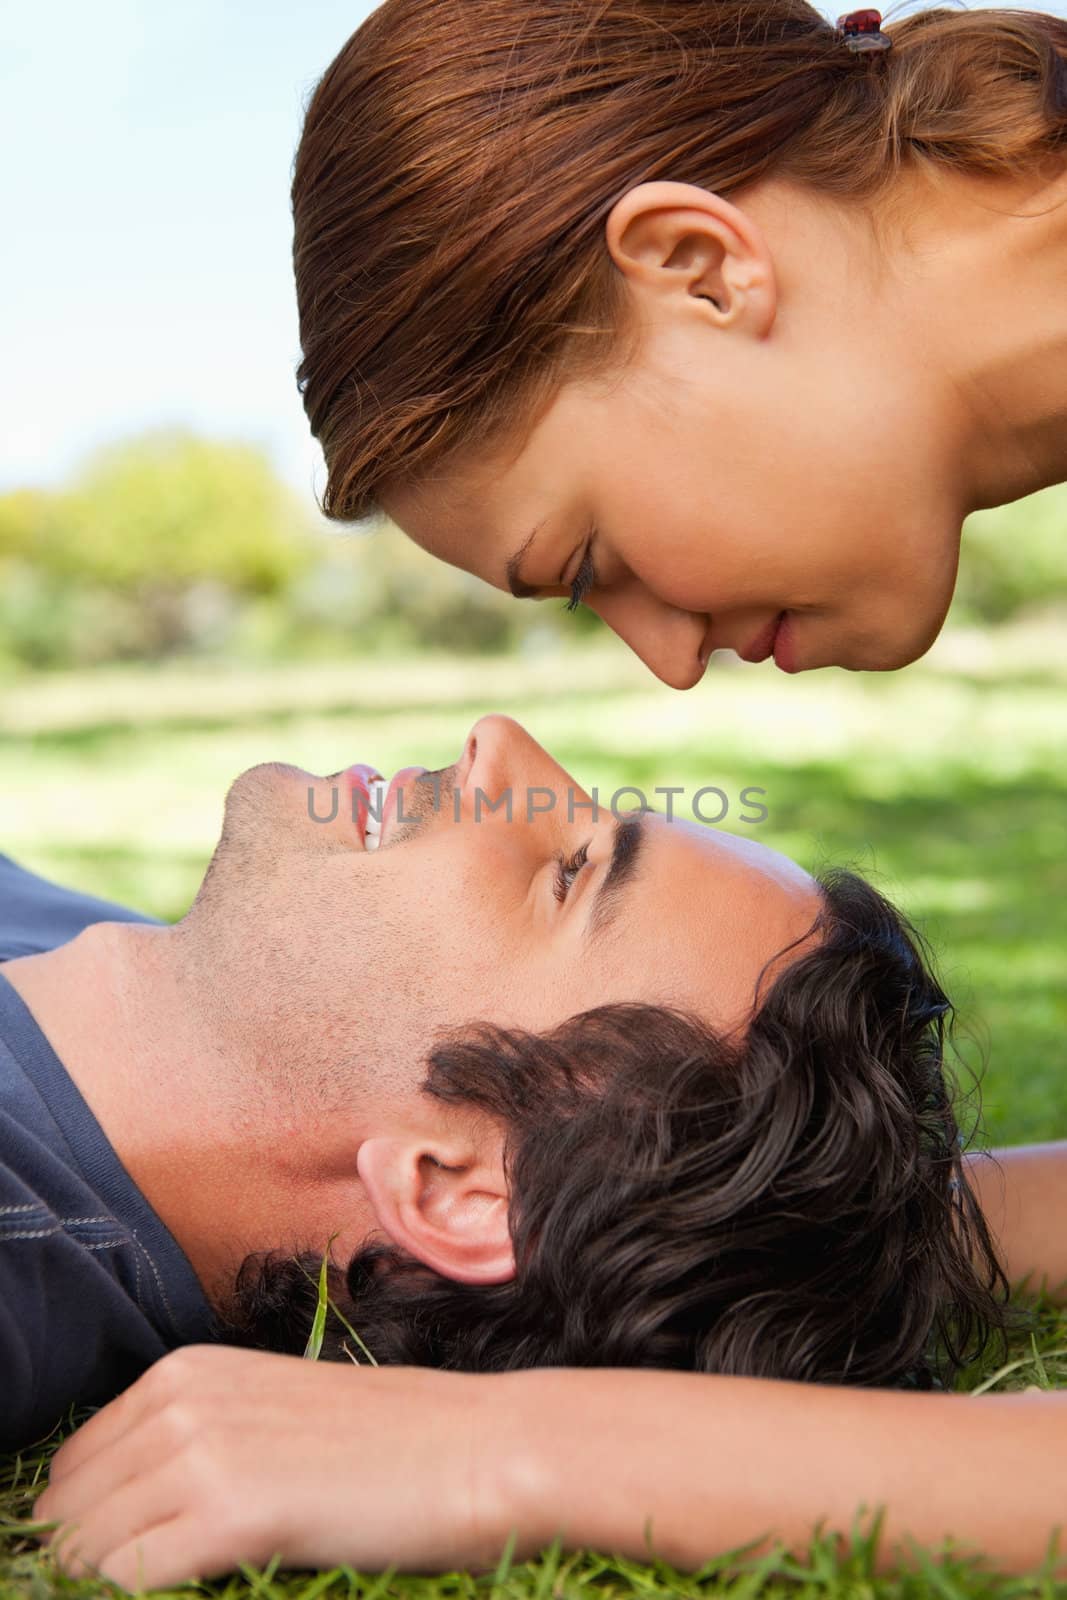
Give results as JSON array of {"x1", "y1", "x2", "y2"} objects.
[
  {"x1": 0, "y1": 1139, "x2": 170, "y2": 1447},
  {"x1": 0, "y1": 853, "x2": 215, "y2": 1449}
]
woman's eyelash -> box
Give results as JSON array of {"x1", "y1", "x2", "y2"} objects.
[
  {"x1": 553, "y1": 841, "x2": 591, "y2": 902},
  {"x1": 566, "y1": 548, "x2": 596, "y2": 612}
]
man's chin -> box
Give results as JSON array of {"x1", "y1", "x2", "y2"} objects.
[
  {"x1": 222, "y1": 762, "x2": 363, "y2": 850},
  {"x1": 182, "y1": 764, "x2": 359, "y2": 921}
]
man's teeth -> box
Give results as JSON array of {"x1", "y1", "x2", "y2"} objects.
[{"x1": 364, "y1": 778, "x2": 387, "y2": 852}]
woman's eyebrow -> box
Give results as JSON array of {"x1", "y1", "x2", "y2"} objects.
[{"x1": 505, "y1": 522, "x2": 547, "y2": 599}]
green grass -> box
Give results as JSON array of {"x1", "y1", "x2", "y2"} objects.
[{"x1": 1, "y1": 620, "x2": 1065, "y2": 1595}]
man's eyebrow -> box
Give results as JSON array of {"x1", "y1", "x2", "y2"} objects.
[
  {"x1": 587, "y1": 813, "x2": 647, "y2": 942},
  {"x1": 505, "y1": 524, "x2": 545, "y2": 600}
]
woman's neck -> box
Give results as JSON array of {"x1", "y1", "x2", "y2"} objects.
[{"x1": 907, "y1": 161, "x2": 1067, "y2": 512}]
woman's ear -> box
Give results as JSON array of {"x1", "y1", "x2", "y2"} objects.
[
  {"x1": 605, "y1": 179, "x2": 777, "y2": 336},
  {"x1": 355, "y1": 1133, "x2": 515, "y2": 1285}
]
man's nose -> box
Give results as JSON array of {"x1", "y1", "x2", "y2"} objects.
[
  {"x1": 461, "y1": 715, "x2": 578, "y2": 824},
  {"x1": 589, "y1": 585, "x2": 709, "y2": 690}
]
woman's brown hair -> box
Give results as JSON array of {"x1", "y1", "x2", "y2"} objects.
[{"x1": 291, "y1": 2, "x2": 1067, "y2": 523}]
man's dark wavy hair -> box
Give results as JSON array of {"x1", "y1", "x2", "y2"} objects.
[{"x1": 223, "y1": 868, "x2": 1010, "y2": 1388}]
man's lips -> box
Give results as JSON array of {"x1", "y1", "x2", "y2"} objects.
[
  {"x1": 344, "y1": 763, "x2": 381, "y2": 849},
  {"x1": 344, "y1": 763, "x2": 427, "y2": 850}
]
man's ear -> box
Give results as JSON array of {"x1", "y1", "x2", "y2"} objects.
[{"x1": 355, "y1": 1132, "x2": 515, "y2": 1285}]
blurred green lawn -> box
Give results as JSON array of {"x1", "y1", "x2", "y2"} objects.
[{"x1": 1, "y1": 620, "x2": 1064, "y2": 1147}]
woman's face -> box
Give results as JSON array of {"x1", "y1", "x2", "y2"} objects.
[{"x1": 382, "y1": 181, "x2": 968, "y2": 688}]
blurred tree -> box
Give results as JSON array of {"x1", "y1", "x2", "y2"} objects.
[
  {"x1": 47, "y1": 431, "x2": 311, "y2": 592},
  {"x1": 291, "y1": 525, "x2": 524, "y2": 654},
  {"x1": 0, "y1": 432, "x2": 315, "y2": 663}
]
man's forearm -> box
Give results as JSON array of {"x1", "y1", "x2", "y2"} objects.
[
  {"x1": 487, "y1": 1144, "x2": 1067, "y2": 1573},
  {"x1": 496, "y1": 1367, "x2": 1067, "y2": 1573},
  {"x1": 966, "y1": 1142, "x2": 1067, "y2": 1301}
]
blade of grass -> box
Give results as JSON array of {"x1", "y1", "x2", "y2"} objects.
[
  {"x1": 296, "y1": 1247, "x2": 379, "y2": 1367},
  {"x1": 968, "y1": 1348, "x2": 1067, "y2": 1397},
  {"x1": 303, "y1": 1251, "x2": 331, "y2": 1362},
  {"x1": 324, "y1": 1299, "x2": 379, "y2": 1368},
  {"x1": 491, "y1": 1530, "x2": 517, "y2": 1592}
]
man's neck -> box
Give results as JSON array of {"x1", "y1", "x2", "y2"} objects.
[{"x1": 3, "y1": 924, "x2": 368, "y2": 1302}]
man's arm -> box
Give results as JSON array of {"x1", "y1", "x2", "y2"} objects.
[
  {"x1": 506, "y1": 1368, "x2": 1067, "y2": 1574},
  {"x1": 966, "y1": 1142, "x2": 1067, "y2": 1301},
  {"x1": 35, "y1": 1346, "x2": 1067, "y2": 1588}
]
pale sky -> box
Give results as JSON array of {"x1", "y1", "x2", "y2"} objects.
[{"x1": 2, "y1": 1, "x2": 1064, "y2": 503}]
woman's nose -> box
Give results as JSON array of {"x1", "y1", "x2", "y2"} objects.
[{"x1": 589, "y1": 586, "x2": 709, "y2": 689}]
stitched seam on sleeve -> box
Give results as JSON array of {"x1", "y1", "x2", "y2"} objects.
[{"x1": 131, "y1": 1233, "x2": 178, "y2": 1328}]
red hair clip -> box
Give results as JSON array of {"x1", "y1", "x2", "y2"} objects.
[{"x1": 837, "y1": 9, "x2": 893, "y2": 52}]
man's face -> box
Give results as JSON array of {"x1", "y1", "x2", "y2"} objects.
[{"x1": 180, "y1": 716, "x2": 821, "y2": 1107}]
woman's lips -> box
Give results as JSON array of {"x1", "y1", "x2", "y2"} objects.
[
  {"x1": 772, "y1": 613, "x2": 798, "y2": 674},
  {"x1": 739, "y1": 612, "x2": 785, "y2": 664},
  {"x1": 737, "y1": 611, "x2": 800, "y2": 674}
]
